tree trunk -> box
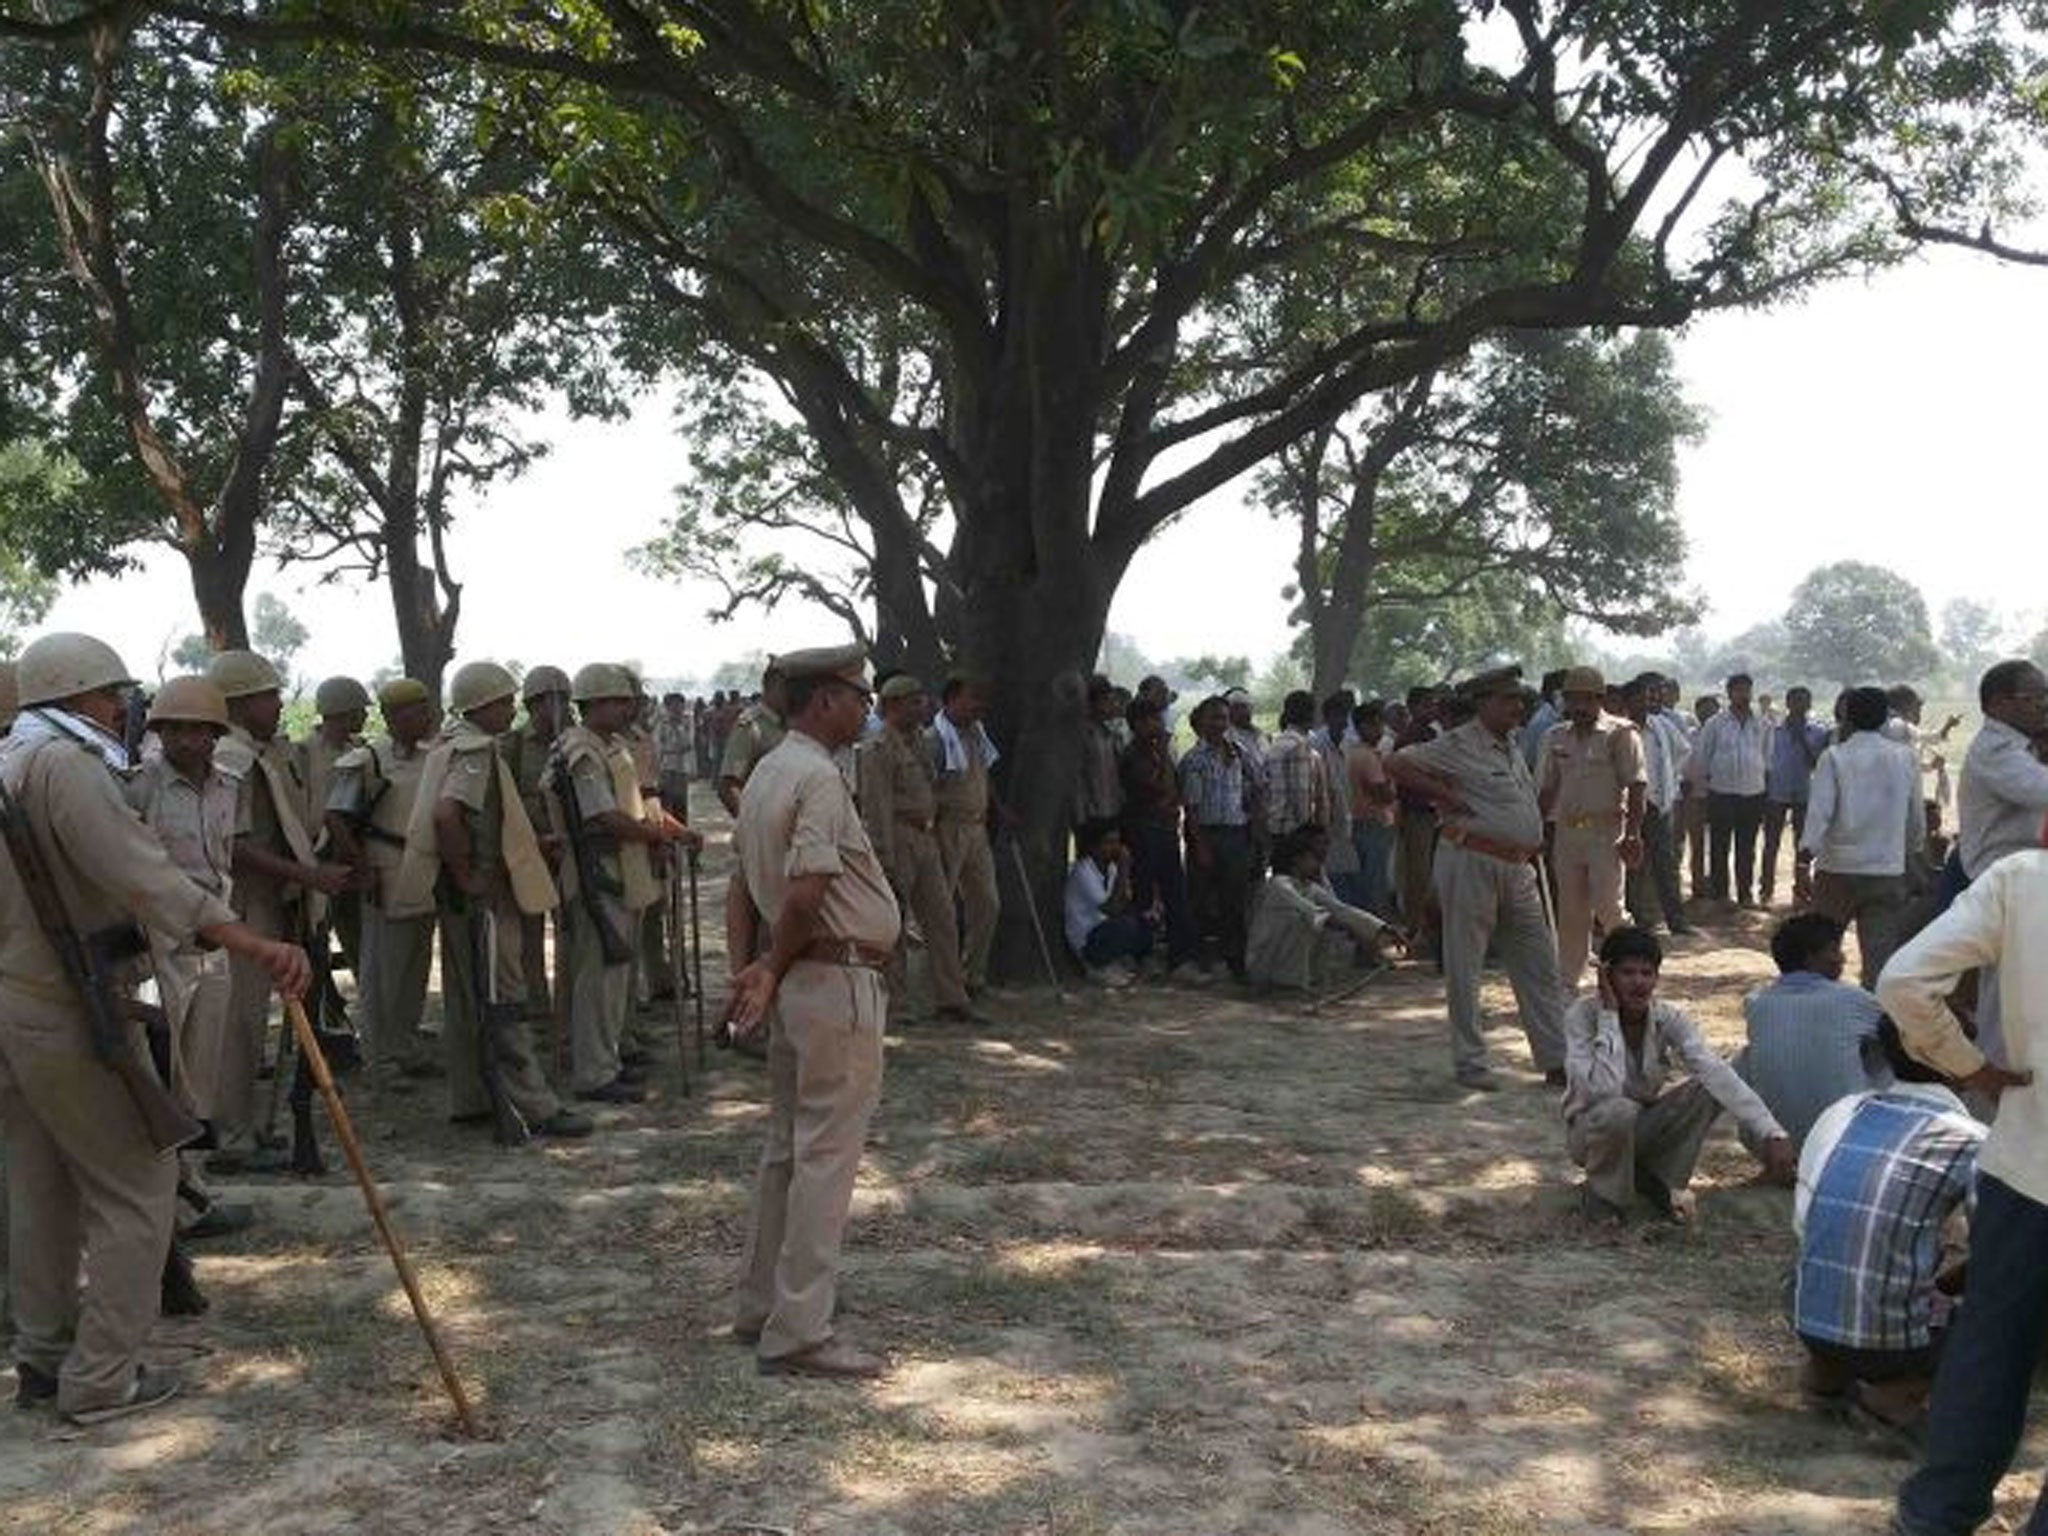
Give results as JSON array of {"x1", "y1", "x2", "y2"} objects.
[
  {"x1": 1310, "y1": 470, "x2": 1382, "y2": 699},
  {"x1": 388, "y1": 547, "x2": 458, "y2": 697},
  {"x1": 185, "y1": 536, "x2": 252, "y2": 651}
]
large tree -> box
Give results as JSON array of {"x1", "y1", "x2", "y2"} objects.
[
  {"x1": 0, "y1": 16, "x2": 295, "y2": 646},
  {"x1": 1783, "y1": 560, "x2": 1939, "y2": 687},
  {"x1": 14, "y1": 0, "x2": 2048, "y2": 961},
  {"x1": 0, "y1": 18, "x2": 615, "y2": 684},
  {"x1": 1267, "y1": 330, "x2": 1703, "y2": 696}
]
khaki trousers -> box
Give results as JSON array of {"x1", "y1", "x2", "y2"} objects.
[
  {"x1": 221, "y1": 888, "x2": 290, "y2": 1143},
  {"x1": 520, "y1": 910, "x2": 561, "y2": 1022},
  {"x1": 889, "y1": 828, "x2": 969, "y2": 1014},
  {"x1": 1552, "y1": 822, "x2": 1625, "y2": 995},
  {"x1": 1567, "y1": 1079, "x2": 1722, "y2": 1211},
  {"x1": 0, "y1": 1002, "x2": 177, "y2": 1414},
  {"x1": 568, "y1": 894, "x2": 636, "y2": 1092},
  {"x1": 1434, "y1": 842, "x2": 1565, "y2": 1077},
  {"x1": 936, "y1": 818, "x2": 999, "y2": 989},
  {"x1": 154, "y1": 943, "x2": 230, "y2": 1121},
  {"x1": 359, "y1": 908, "x2": 435, "y2": 1068},
  {"x1": 439, "y1": 896, "x2": 561, "y2": 1125},
  {"x1": 735, "y1": 960, "x2": 886, "y2": 1359}
]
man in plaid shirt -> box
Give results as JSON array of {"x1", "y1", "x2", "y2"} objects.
[
  {"x1": 1263, "y1": 690, "x2": 1329, "y2": 837},
  {"x1": 1794, "y1": 1047, "x2": 1982, "y2": 1444}
]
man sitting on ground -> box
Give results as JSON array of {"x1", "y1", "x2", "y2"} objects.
[
  {"x1": 1064, "y1": 818, "x2": 1152, "y2": 987},
  {"x1": 1741, "y1": 912, "x2": 1891, "y2": 1149},
  {"x1": 1792, "y1": 1027, "x2": 1982, "y2": 1449},
  {"x1": 1246, "y1": 826, "x2": 1399, "y2": 993},
  {"x1": 1563, "y1": 927, "x2": 1796, "y2": 1223}
]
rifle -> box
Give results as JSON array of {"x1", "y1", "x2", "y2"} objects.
[
  {"x1": 0, "y1": 773, "x2": 203, "y2": 1154},
  {"x1": 687, "y1": 846, "x2": 706, "y2": 1068},
  {"x1": 474, "y1": 904, "x2": 530, "y2": 1146},
  {"x1": 666, "y1": 857, "x2": 692, "y2": 1095},
  {"x1": 547, "y1": 757, "x2": 635, "y2": 966},
  {"x1": 261, "y1": 904, "x2": 327, "y2": 1175}
]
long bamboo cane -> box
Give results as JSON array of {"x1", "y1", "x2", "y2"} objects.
[{"x1": 284, "y1": 995, "x2": 480, "y2": 1437}]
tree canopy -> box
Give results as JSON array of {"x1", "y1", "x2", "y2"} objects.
[
  {"x1": 1267, "y1": 329, "x2": 1703, "y2": 695},
  {"x1": 1783, "y1": 560, "x2": 1939, "y2": 686}
]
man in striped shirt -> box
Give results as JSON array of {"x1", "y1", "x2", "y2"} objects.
[{"x1": 1794, "y1": 1063, "x2": 1982, "y2": 1444}]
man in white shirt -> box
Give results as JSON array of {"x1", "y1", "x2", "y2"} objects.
[
  {"x1": 1880, "y1": 849, "x2": 2042, "y2": 1536},
  {"x1": 1802, "y1": 686, "x2": 1924, "y2": 988},
  {"x1": 1950, "y1": 659, "x2": 2048, "y2": 1068},
  {"x1": 1064, "y1": 818, "x2": 1151, "y2": 986},
  {"x1": 1957, "y1": 661, "x2": 2048, "y2": 882},
  {"x1": 1686, "y1": 671, "x2": 1775, "y2": 908}
]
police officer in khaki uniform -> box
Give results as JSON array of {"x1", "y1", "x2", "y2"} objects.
[
  {"x1": 1538, "y1": 666, "x2": 1647, "y2": 995},
  {"x1": 499, "y1": 665, "x2": 571, "y2": 1022},
  {"x1": 298, "y1": 675, "x2": 370, "y2": 974},
  {"x1": 206, "y1": 649, "x2": 352, "y2": 1164},
  {"x1": 390, "y1": 663, "x2": 589, "y2": 1141},
  {"x1": 727, "y1": 644, "x2": 901, "y2": 1379},
  {"x1": 1, "y1": 633, "x2": 307, "y2": 1423},
  {"x1": 124, "y1": 677, "x2": 248, "y2": 1234},
  {"x1": 1386, "y1": 666, "x2": 1567, "y2": 1091},
  {"x1": 548, "y1": 664, "x2": 698, "y2": 1101},
  {"x1": 624, "y1": 678, "x2": 673, "y2": 1010},
  {"x1": 716, "y1": 659, "x2": 788, "y2": 816},
  {"x1": 856, "y1": 674, "x2": 975, "y2": 1023},
  {"x1": 327, "y1": 679, "x2": 439, "y2": 1073},
  {"x1": 931, "y1": 675, "x2": 1004, "y2": 993}
]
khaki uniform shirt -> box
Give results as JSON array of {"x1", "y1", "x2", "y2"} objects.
[
  {"x1": 294, "y1": 733, "x2": 355, "y2": 850},
  {"x1": 856, "y1": 726, "x2": 939, "y2": 879},
  {"x1": 329, "y1": 738, "x2": 427, "y2": 908},
  {"x1": 719, "y1": 703, "x2": 787, "y2": 788},
  {"x1": 931, "y1": 722, "x2": 993, "y2": 824},
  {"x1": 216, "y1": 726, "x2": 314, "y2": 916},
  {"x1": 1398, "y1": 719, "x2": 1545, "y2": 849},
  {"x1": 497, "y1": 725, "x2": 557, "y2": 840},
  {"x1": 123, "y1": 757, "x2": 240, "y2": 899},
  {"x1": 736, "y1": 730, "x2": 901, "y2": 953},
  {"x1": 549, "y1": 725, "x2": 657, "y2": 911},
  {"x1": 1540, "y1": 714, "x2": 1646, "y2": 825},
  {"x1": 0, "y1": 736, "x2": 236, "y2": 1021}
]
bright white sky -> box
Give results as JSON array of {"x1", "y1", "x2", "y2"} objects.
[{"x1": 38, "y1": 243, "x2": 2048, "y2": 691}]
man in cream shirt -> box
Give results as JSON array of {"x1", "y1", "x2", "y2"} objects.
[{"x1": 1881, "y1": 849, "x2": 2044, "y2": 1536}]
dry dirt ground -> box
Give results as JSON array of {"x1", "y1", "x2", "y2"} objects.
[{"x1": 6, "y1": 808, "x2": 2045, "y2": 1535}]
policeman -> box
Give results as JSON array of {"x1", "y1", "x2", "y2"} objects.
[
  {"x1": 298, "y1": 675, "x2": 370, "y2": 977},
  {"x1": 391, "y1": 662, "x2": 589, "y2": 1140},
  {"x1": 727, "y1": 644, "x2": 900, "y2": 1378},
  {"x1": 549, "y1": 663, "x2": 697, "y2": 1101},
  {"x1": 1, "y1": 633, "x2": 307, "y2": 1423},
  {"x1": 1386, "y1": 665, "x2": 1568, "y2": 1091},
  {"x1": 124, "y1": 676, "x2": 247, "y2": 1234},
  {"x1": 856, "y1": 674, "x2": 976, "y2": 1024},
  {"x1": 623, "y1": 675, "x2": 673, "y2": 1011},
  {"x1": 717, "y1": 659, "x2": 788, "y2": 816},
  {"x1": 206, "y1": 649, "x2": 352, "y2": 1166},
  {"x1": 498, "y1": 665, "x2": 572, "y2": 1023},
  {"x1": 327, "y1": 679, "x2": 440, "y2": 1074},
  {"x1": 1538, "y1": 666, "x2": 1646, "y2": 995},
  {"x1": 931, "y1": 675, "x2": 1004, "y2": 994}
]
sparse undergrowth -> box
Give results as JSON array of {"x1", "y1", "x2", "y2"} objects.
[{"x1": 5, "y1": 812, "x2": 2043, "y2": 1535}]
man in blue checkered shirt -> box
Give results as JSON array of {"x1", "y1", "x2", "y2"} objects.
[{"x1": 1793, "y1": 1032, "x2": 1983, "y2": 1444}]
